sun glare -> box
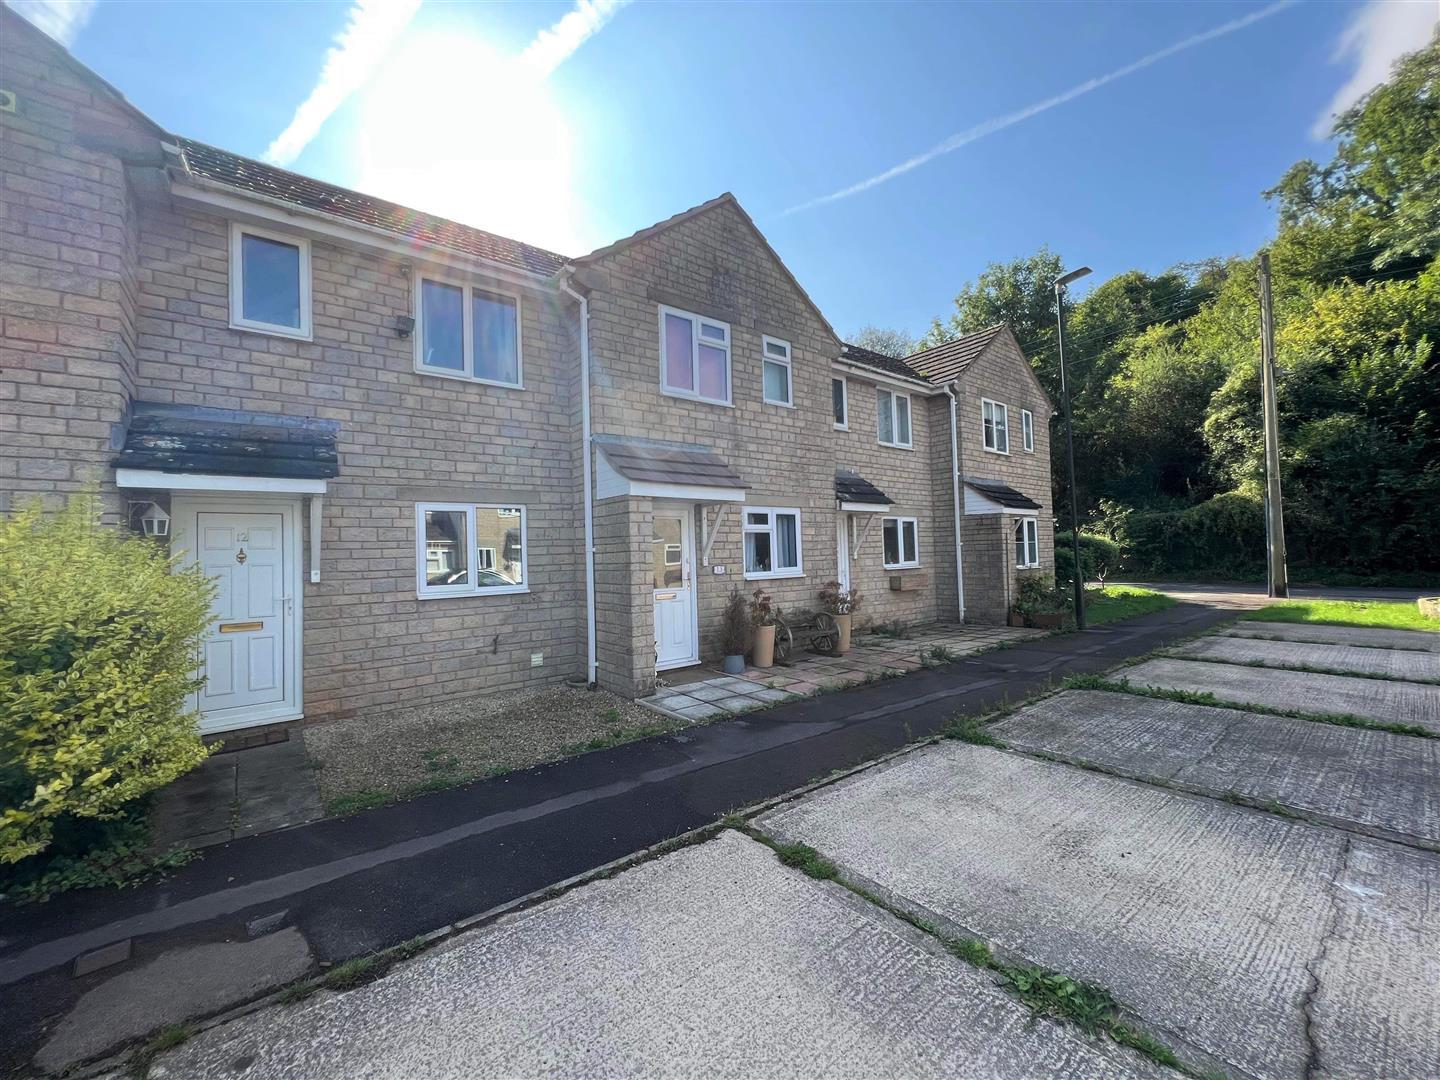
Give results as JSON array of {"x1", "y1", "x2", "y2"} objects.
[{"x1": 356, "y1": 30, "x2": 581, "y2": 255}]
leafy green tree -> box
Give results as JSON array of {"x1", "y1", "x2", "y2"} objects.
[{"x1": 919, "y1": 246, "x2": 1066, "y2": 358}]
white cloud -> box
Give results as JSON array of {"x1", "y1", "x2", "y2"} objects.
[
  {"x1": 519, "y1": 0, "x2": 629, "y2": 79},
  {"x1": 264, "y1": 0, "x2": 422, "y2": 167},
  {"x1": 785, "y1": 0, "x2": 1297, "y2": 215},
  {"x1": 6, "y1": 0, "x2": 98, "y2": 46},
  {"x1": 1311, "y1": 0, "x2": 1438, "y2": 139},
  {"x1": 348, "y1": 1, "x2": 628, "y2": 255}
]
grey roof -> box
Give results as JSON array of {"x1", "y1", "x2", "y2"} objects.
[
  {"x1": 176, "y1": 139, "x2": 569, "y2": 278},
  {"x1": 835, "y1": 470, "x2": 892, "y2": 505},
  {"x1": 114, "y1": 402, "x2": 340, "y2": 479},
  {"x1": 597, "y1": 437, "x2": 748, "y2": 490},
  {"x1": 840, "y1": 342, "x2": 932, "y2": 384},
  {"x1": 967, "y1": 478, "x2": 1042, "y2": 511},
  {"x1": 905, "y1": 325, "x2": 1007, "y2": 382}
]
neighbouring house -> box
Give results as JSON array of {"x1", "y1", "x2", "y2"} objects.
[{"x1": 0, "y1": 10, "x2": 1054, "y2": 737}]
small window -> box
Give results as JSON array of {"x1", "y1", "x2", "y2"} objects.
[
  {"x1": 832, "y1": 377, "x2": 848, "y2": 429},
  {"x1": 882, "y1": 516, "x2": 920, "y2": 569},
  {"x1": 660, "y1": 305, "x2": 731, "y2": 405},
  {"x1": 743, "y1": 507, "x2": 803, "y2": 579},
  {"x1": 417, "y1": 503, "x2": 527, "y2": 597},
  {"x1": 1022, "y1": 409, "x2": 1034, "y2": 453},
  {"x1": 416, "y1": 276, "x2": 522, "y2": 387},
  {"x1": 1015, "y1": 518, "x2": 1040, "y2": 568},
  {"x1": 982, "y1": 399, "x2": 1009, "y2": 453},
  {"x1": 230, "y1": 224, "x2": 311, "y2": 339},
  {"x1": 877, "y1": 388, "x2": 913, "y2": 448},
  {"x1": 762, "y1": 336, "x2": 793, "y2": 407}
]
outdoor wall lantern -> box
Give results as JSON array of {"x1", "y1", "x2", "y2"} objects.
[
  {"x1": 137, "y1": 501, "x2": 170, "y2": 538},
  {"x1": 394, "y1": 315, "x2": 415, "y2": 338}
]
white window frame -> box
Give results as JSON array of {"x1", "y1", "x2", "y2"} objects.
[
  {"x1": 413, "y1": 272, "x2": 524, "y2": 388},
  {"x1": 742, "y1": 506, "x2": 804, "y2": 580},
  {"x1": 877, "y1": 388, "x2": 913, "y2": 449},
  {"x1": 1015, "y1": 517, "x2": 1040, "y2": 568},
  {"x1": 882, "y1": 516, "x2": 920, "y2": 569},
  {"x1": 1022, "y1": 408, "x2": 1034, "y2": 452},
  {"x1": 982, "y1": 398, "x2": 1010, "y2": 454},
  {"x1": 761, "y1": 335, "x2": 794, "y2": 408},
  {"x1": 229, "y1": 223, "x2": 312, "y2": 340},
  {"x1": 415, "y1": 503, "x2": 528, "y2": 598},
  {"x1": 832, "y1": 376, "x2": 848, "y2": 430},
  {"x1": 658, "y1": 304, "x2": 732, "y2": 406}
]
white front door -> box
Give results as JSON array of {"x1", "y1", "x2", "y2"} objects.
[
  {"x1": 175, "y1": 500, "x2": 302, "y2": 732},
  {"x1": 653, "y1": 509, "x2": 697, "y2": 670},
  {"x1": 836, "y1": 515, "x2": 851, "y2": 592}
]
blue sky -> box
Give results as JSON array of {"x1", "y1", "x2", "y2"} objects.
[{"x1": 16, "y1": 0, "x2": 1438, "y2": 341}]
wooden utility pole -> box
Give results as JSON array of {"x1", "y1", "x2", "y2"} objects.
[{"x1": 1257, "y1": 252, "x2": 1288, "y2": 598}]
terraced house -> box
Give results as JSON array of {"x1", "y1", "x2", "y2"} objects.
[{"x1": 0, "y1": 10, "x2": 1054, "y2": 737}]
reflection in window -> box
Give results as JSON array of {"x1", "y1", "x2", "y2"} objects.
[
  {"x1": 417, "y1": 504, "x2": 527, "y2": 597},
  {"x1": 883, "y1": 517, "x2": 920, "y2": 569},
  {"x1": 744, "y1": 508, "x2": 802, "y2": 578}
]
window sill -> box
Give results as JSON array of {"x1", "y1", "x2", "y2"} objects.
[
  {"x1": 661, "y1": 388, "x2": 734, "y2": 409},
  {"x1": 833, "y1": 422, "x2": 849, "y2": 431},
  {"x1": 229, "y1": 319, "x2": 312, "y2": 342},
  {"x1": 764, "y1": 398, "x2": 797, "y2": 410},
  {"x1": 744, "y1": 570, "x2": 804, "y2": 582},
  {"x1": 878, "y1": 441, "x2": 914, "y2": 451},
  {"x1": 883, "y1": 563, "x2": 921, "y2": 572},
  {"x1": 414, "y1": 366, "x2": 524, "y2": 390},
  {"x1": 982, "y1": 446, "x2": 1010, "y2": 456},
  {"x1": 417, "y1": 586, "x2": 530, "y2": 600}
]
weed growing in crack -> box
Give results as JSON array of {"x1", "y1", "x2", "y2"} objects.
[
  {"x1": 771, "y1": 841, "x2": 839, "y2": 880},
  {"x1": 128, "y1": 1023, "x2": 194, "y2": 1078},
  {"x1": 943, "y1": 717, "x2": 1004, "y2": 747}
]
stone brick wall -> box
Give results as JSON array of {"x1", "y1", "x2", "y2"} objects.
[
  {"x1": 0, "y1": 20, "x2": 150, "y2": 517},
  {"x1": 127, "y1": 201, "x2": 587, "y2": 719},
  {"x1": 581, "y1": 200, "x2": 846, "y2": 688},
  {"x1": 954, "y1": 332, "x2": 1056, "y2": 623}
]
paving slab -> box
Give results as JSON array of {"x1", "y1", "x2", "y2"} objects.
[
  {"x1": 37, "y1": 927, "x2": 312, "y2": 1073},
  {"x1": 992, "y1": 690, "x2": 1440, "y2": 849},
  {"x1": 1118, "y1": 657, "x2": 1440, "y2": 734},
  {"x1": 146, "y1": 832, "x2": 1160, "y2": 1080},
  {"x1": 756, "y1": 743, "x2": 1440, "y2": 1080},
  {"x1": 1223, "y1": 620, "x2": 1440, "y2": 652},
  {"x1": 1311, "y1": 839, "x2": 1440, "y2": 1080},
  {"x1": 1173, "y1": 635, "x2": 1440, "y2": 682}
]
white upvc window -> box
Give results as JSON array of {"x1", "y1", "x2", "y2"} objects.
[
  {"x1": 416, "y1": 503, "x2": 528, "y2": 597},
  {"x1": 229, "y1": 223, "x2": 311, "y2": 339},
  {"x1": 660, "y1": 305, "x2": 731, "y2": 405},
  {"x1": 743, "y1": 507, "x2": 803, "y2": 579},
  {"x1": 877, "y1": 388, "x2": 913, "y2": 448},
  {"x1": 761, "y1": 335, "x2": 794, "y2": 407},
  {"x1": 415, "y1": 274, "x2": 522, "y2": 387},
  {"x1": 1022, "y1": 408, "x2": 1034, "y2": 452},
  {"x1": 1015, "y1": 517, "x2": 1040, "y2": 568},
  {"x1": 832, "y1": 377, "x2": 848, "y2": 429},
  {"x1": 982, "y1": 398, "x2": 1009, "y2": 454},
  {"x1": 882, "y1": 516, "x2": 920, "y2": 569}
]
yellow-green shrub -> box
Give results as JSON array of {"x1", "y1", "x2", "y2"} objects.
[{"x1": 1, "y1": 495, "x2": 215, "y2": 863}]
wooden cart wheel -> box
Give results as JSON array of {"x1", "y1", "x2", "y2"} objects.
[
  {"x1": 774, "y1": 624, "x2": 794, "y2": 664},
  {"x1": 813, "y1": 612, "x2": 839, "y2": 655}
]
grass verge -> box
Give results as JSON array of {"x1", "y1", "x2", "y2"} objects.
[
  {"x1": 1064, "y1": 673, "x2": 1436, "y2": 740},
  {"x1": 1240, "y1": 599, "x2": 1438, "y2": 633},
  {"x1": 742, "y1": 824, "x2": 1201, "y2": 1076},
  {"x1": 1085, "y1": 586, "x2": 1177, "y2": 626}
]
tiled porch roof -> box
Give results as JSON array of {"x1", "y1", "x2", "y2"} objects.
[
  {"x1": 114, "y1": 402, "x2": 340, "y2": 479},
  {"x1": 835, "y1": 470, "x2": 892, "y2": 506},
  {"x1": 966, "y1": 478, "x2": 1042, "y2": 511},
  {"x1": 596, "y1": 436, "x2": 748, "y2": 490}
]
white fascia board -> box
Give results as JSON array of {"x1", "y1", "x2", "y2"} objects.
[
  {"x1": 838, "y1": 501, "x2": 892, "y2": 513},
  {"x1": 169, "y1": 177, "x2": 554, "y2": 293},
  {"x1": 117, "y1": 469, "x2": 327, "y2": 494},
  {"x1": 631, "y1": 480, "x2": 747, "y2": 503},
  {"x1": 830, "y1": 359, "x2": 940, "y2": 395}
]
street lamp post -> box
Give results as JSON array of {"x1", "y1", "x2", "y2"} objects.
[{"x1": 1054, "y1": 266, "x2": 1091, "y2": 630}]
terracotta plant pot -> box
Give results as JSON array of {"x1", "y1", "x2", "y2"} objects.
[
  {"x1": 752, "y1": 624, "x2": 776, "y2": 668},
  {"x1": 1008, "y1": 611, "x2": 1027, "y2": 628},
  {"x1": 835, "y1": 613, "x2": 853, "y2": 653}
]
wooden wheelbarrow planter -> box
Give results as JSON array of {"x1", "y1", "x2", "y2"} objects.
[{"x1": 773, "y1": 609, "x2": 841, "y2": 664}]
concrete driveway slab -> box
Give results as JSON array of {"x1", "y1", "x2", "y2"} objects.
[
  {"x1": 1118, "y1": 658, "x2": 1440, "y2": 734},
  {"x1": 992, "y1": 690, "x2": 1440, "y2": 849},
  {"x1": 1312, "y1": 840, "x2": 1440, "y2": 1080},
  {"x1": 146, "y1": 831, "x2": 1160, "y2": 1080},
  {"x1": 757, "y1": 743, "x2": 1405, "y2": 1080},
  {"x1": 1223, "y1": 621, "x2": 1440, "y2": 652},
  {"x1": 1173, "y1": 636, "x2": 1440, "y2": 682}
]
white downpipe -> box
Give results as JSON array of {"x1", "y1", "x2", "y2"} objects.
[
  {"x1": 560, "y1": 277, "x2": 598, "y2": 685},
  {"x1": 945, "y1": 383, "x2": 966, "y2": 622}
]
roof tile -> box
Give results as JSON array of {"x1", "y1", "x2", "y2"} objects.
[{"x1": 905, "y1": 324, "x2": 1007, "y2": 382}]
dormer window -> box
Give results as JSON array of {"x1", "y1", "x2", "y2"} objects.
[{"x1": 230, "y1": 224, "x2": 311, "y2": 339}]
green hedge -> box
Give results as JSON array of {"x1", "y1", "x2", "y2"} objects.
[{"x1": 1100, "y1": 493, "x2": 1266, "y2": 579}]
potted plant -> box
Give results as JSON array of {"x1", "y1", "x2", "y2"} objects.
[
  {"x1": 720, "y1": 586, "x2": 749, "y2": 674},
  {"x1": 819, "y1": 580, "x2": 860, "y2": 653},
  {"x1": 749, "y1": 588, "x2": 778, "y2": 668},
  {"x1": 1012, "y1": 574, "x2": 1070, "y2": 629}
]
